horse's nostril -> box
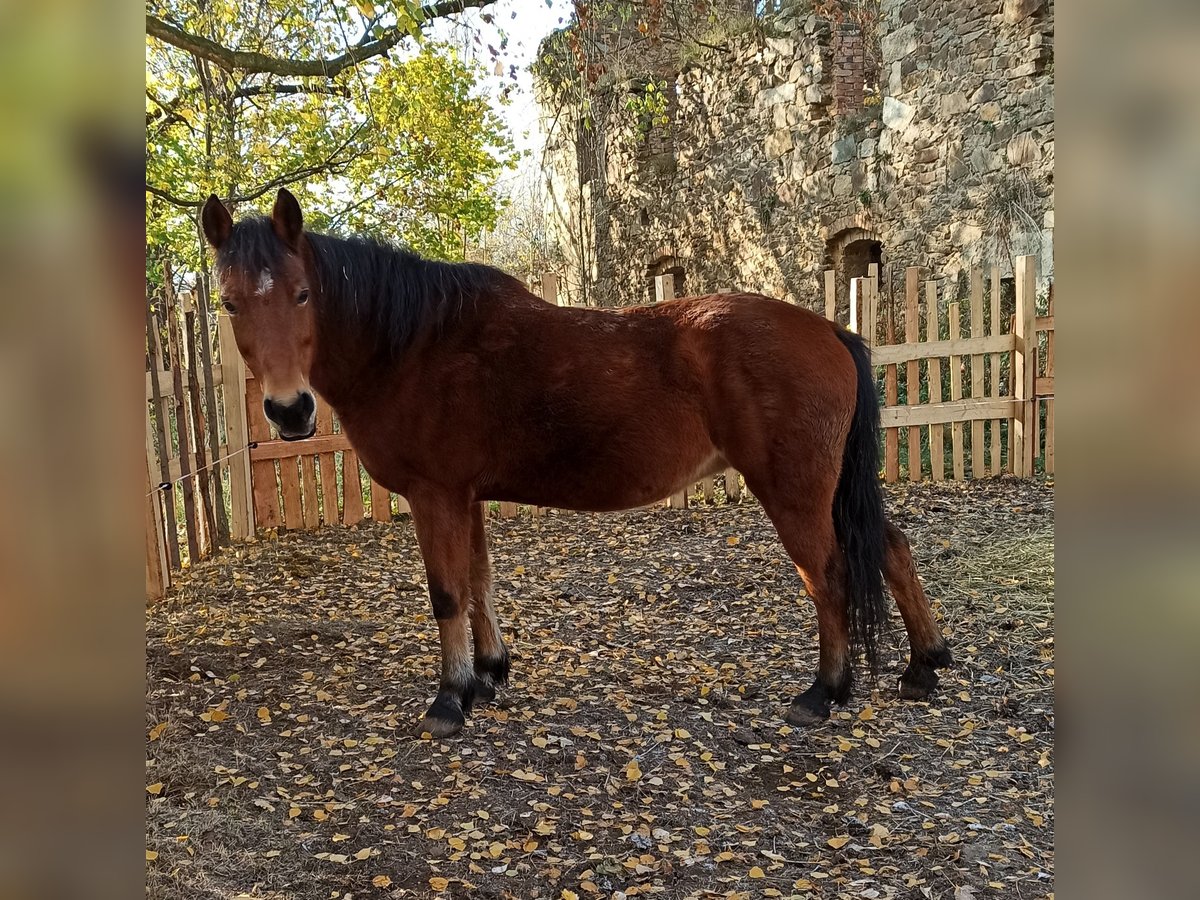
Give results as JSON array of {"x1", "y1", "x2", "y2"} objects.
[{"x1": 263, "y1": 394, "x2": 315, "y2": 431}]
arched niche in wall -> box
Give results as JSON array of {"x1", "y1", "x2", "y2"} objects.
[
  {"x1": 824, "y1": 224, "x2": 884, "y2": 320},
  {"x1": 646, "y1": 248, "x2": 687, "y2": 304}
]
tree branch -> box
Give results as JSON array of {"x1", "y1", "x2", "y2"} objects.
[
  {"x1": 147, "y1": 2, "x2": 496, "y2": 77},
  {"x1": 233, "y1": 83, "x2": 351, "y2": 100}
]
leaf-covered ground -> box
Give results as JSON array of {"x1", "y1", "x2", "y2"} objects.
[{"x1": 146, "y1": 479, "x2": 1054, "y2": 900}]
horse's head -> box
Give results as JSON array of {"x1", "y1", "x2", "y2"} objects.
[{"x1": 203, "y1": 189, "x2": 317, "y2": 440}]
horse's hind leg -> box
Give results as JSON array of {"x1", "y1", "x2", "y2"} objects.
[
  {"x1": 468, "y1": 502, "x2": 510, "y2": 703},
  {"x1": 884, "y1": 520, "x2": 953, "y2": 700}
]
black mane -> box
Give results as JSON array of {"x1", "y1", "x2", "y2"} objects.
[{"x1": 216, "y1": 217, "x2": 517, "y2": 357}]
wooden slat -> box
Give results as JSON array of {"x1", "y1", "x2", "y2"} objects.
[
  {"x1": 251, "y1": 432, "x2": 354, "y2": 460},
  {"x1": 498, "y1": 501, "x2": 518, "y2": 518},
  {"x1": 883, "y1": 272, "x2": 899, "y2": 483},
  {"x1": 925, "y1": 282, "x2": 944, "y2": 481},
  {"x1": 279, "y1": 455, "x2": 303, "y2": 530},
  {"x1": 145, "y1": 407, "x2": 169, "y2": 596},
  {"x1": 372, "y1": 480, "x2": 393, "y2": 522},
  {"x1": 540, "y1": 273, "x2": 559, "y2": 306},
  {"x1": 869, "y1": 333, "x2": 1016, "y2": 366},
  {"x1": 217, "y1": 314, "x2": 254, "y2": 539},
  {"x1": 145, "y1": 458, "x2": 166, "y2": 600},
  {"x1": 969, "y1": 267, "x2": 986, "y2": 479},
  {"x1": 245, "y1": 377, "x2": 282, "y2": 529},
  {"x1": 147, "y1": 303, "x2": 180, "y2": 570},
  {"x1": 193, "y1": 272, "x2": 229, "y2": 545},
  {"x1": 163, "y1": 273, "x2": 200, "y2": 564},
  {"x1": 1036, "y1": 376, "x2": 1054, "y2": 397},
  {"x1": 904, "y1": 268, "x2": 921, "y2": 482},
  {"x1": 1012, "y1": 256, "x2": 1037, "y2": 477},
  {"x1": 342, "y1": 450, "x2": 365, "y2": 525},
  {"x1": 395, "y1": 493, "x2": 411, "y2": 516},
  {"x1": 850, "y1": 277, "x2": 865, "y2": 335},
  {"x1": 301, "y1": 456, "x2": 320, "y2": 528},
  {"x1": 1044, "y1": 399, "x2": 1055, "y2": 474},
  {"x1": 824, "y1": 269, "x2": 836, "y2": 322},
  {"x1": 701, "y1": 476, "x2": 715, "y2": 504},
  {"x1": 880, "y1": 398, "x2": 1017, "y2": 428},
  {"x1": 316, "y1": 405, "x2": 339, "y2": 525},
  {"x1": 948, "y1": 296, "x2": 965, "y2": 481},
  {"x1": 873, "y1": 264, "x2": 883, "y2": 348},
  {"x1": 183, "y1": 294, "x2": 216, "y2": 554},
  {"x1": 1042, "y1": 288, "x2": 1055, "y2": 474},
  {"x1": 724, "y1": 468, "x2": 741, "y2": 502},
  {"x1": 989, "y1": 267, "x2": 1003, "y2": 475}
]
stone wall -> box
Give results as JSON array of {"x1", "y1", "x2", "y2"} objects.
[{"x1": 538, "y1": 0, "x2": 1054, "y2": 313}]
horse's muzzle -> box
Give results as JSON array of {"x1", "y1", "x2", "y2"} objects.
[{"x1": 264, "y1": 391, "x2": 316, "y2": 441}]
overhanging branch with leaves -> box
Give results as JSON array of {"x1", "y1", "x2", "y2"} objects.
[{"x1": 146, "y1": 1, "x2": 496, "y2": 77}]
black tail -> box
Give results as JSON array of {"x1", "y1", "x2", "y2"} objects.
[{"x1": 832, "y1": 327, "x2": 888, "y2": 674}]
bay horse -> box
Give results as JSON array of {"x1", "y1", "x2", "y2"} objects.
[{"x1": 202, "y1": 189, "x2": 952, "y2": 738}]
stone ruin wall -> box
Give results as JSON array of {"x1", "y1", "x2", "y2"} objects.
[{"x1": 539, "y1": 0, "x2": 1054, "y2": 315}]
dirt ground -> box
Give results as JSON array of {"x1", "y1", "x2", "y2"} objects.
[{"x1": 146, "y1": 479, "x2": 1054, "y2": 900}]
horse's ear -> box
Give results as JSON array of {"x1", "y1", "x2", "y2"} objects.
[
  {"x1": 272, "y1": 188, "x2": 304, "y2": 250},
  {"x1": 201, "y1": 195, "x2": 232, "y2": 249}
]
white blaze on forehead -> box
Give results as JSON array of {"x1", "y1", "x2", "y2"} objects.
[{"x1": 255, "y1": 270, "x2": 274, "y2": 296}]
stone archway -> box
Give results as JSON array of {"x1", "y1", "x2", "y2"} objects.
[
  {"x1": 824, "y1": 223, "x2": 884, "y2": 321},
  {"x1": 646, "y1": 248, "x2": 687, "y2": 303}
]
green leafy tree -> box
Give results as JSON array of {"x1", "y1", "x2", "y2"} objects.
[{"x1": 146, "y1": 0, "x2": 513, "y2": 287}]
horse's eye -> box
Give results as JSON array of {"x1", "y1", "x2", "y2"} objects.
[
  {"x1": 297, "y1": 289, "x2": 310, "y2": 306},
  {"x1": 221, "y1": 299, "x2": 238, "y2": 315}
]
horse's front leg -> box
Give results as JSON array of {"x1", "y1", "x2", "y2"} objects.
[{"x1": 409, "y1": 488, "x2": 475, "y2": 737}]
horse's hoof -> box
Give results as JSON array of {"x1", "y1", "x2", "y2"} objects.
[
  {"x1": 899, "y1": 663, "x2": 939, "y2": 701},
  {"x1": 415, "y1": 697, "x2": 465, "y2": 738},
  {"x1": 415, "y1": 712, "x2": 464, "y2": 738},
  {"x1": 784, "y1": 701, "x2": 830, "y2": 726},
  {"x1": 473, "y1": 676, "x2": 497, "y2": 704}
]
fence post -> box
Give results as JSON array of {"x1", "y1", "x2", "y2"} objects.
[
  {"x1": 541, "y1": 273, "x2": 559, "y2": 306},
  {"x1": 145, "y1": 416, "x2": 168, "y2": 599},
  {"x1": 1012, "y1": 255, "x2": 1038, "y2": 477},
  {"x1": 849, "y1": 277, "x2": 865, "y2": 335},
  {"x1": 904, "y1": 267, "x2": 922, "y2": 482},
  {"x1": 989, "y1": 267, "x2": 1004, "y2": 475},
  {"x1": 824, "y1": 270, "x2": 836, "y2": 322},
  {"x1": 969, "y1": 267, "x2": 986, "y2": 479},
  {"x1": 655, "y1": 273, "x2": 687, "y2": 510},
  {"x1": 217, "y1": 313, "x2": 254, "y2": 539},
  {"x1": 925, "y1": 281, "x2": 944, "y2": 481}
]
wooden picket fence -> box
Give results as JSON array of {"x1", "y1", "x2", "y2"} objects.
[
  {"x1": 824, "y1": 256, "x2": 1054, "y2": 482},
  {"x1": 145, "y1": 256, "x2": 1053, "y2": 599}
]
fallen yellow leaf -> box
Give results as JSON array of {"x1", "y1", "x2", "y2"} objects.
[
  {"x1": 371, "y1": 875, "x2": 392, "y2": 888},
  {"x1": 146, "y1": 782, "x2": 163, "y2": 795},
  {"x1": 749, "y1": 865, "x2": 765, "y2": 878},
  {"x1": 625, "y1": 760, "x2": 643, "y2": 781},
  {"x1": 828, "y1": 835, "x2": 850, "y2": 849},
  {"x1": 429, "y1": 876, "x2": 449, "y2": 891}
]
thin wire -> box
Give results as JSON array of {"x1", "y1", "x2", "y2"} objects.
[{"x1": 146, "y1": 441, "x2": 258, "y2": 497}]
